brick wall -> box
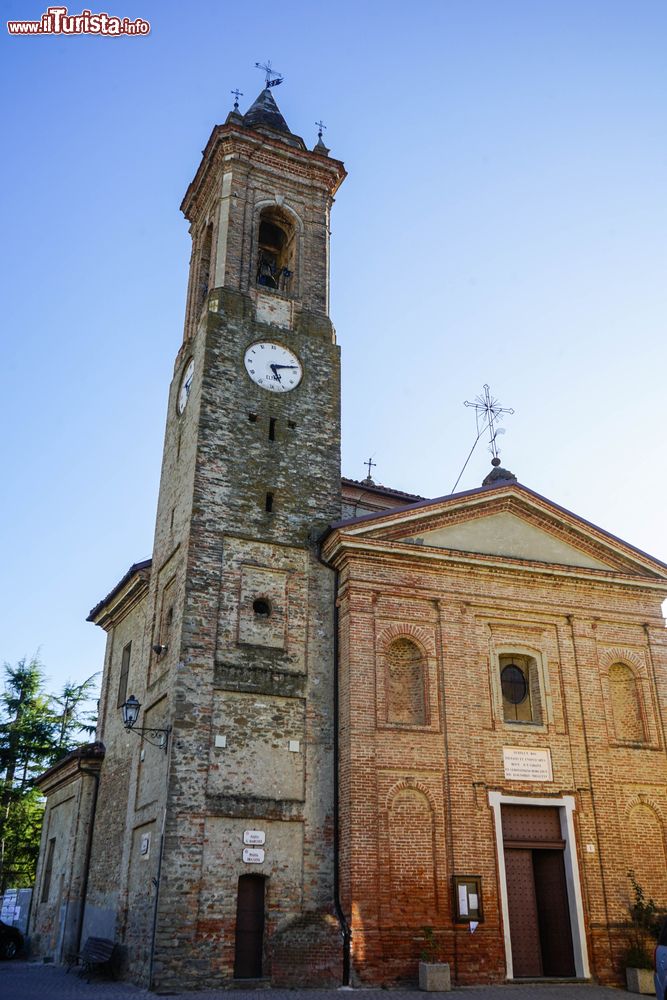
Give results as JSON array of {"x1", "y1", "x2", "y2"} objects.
[{"x1": 326, "y1": 497, "x2": 667, "y2": 987}]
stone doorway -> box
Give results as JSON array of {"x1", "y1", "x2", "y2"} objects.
[{"x1": 233, "y1": 874, "x2": 265, "y2": 979}]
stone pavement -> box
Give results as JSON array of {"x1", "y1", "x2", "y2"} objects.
[{"x1": 0, "y1": 962, "x2": 634, "y2": 1000}]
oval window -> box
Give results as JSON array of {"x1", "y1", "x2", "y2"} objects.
[{"x1": 501, "y1": 664, "x2": 528, "y2": 705}]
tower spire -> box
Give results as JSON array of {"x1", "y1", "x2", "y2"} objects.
[{"x1": 242, "y1": 82, "x2": 291, "y2": 135}]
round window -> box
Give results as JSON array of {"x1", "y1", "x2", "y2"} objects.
[
  {"x1": 252, "y1": 598, "x2": 271, "y2": 618},
  {"x1": 501, "y1": 664, "x2": 528, "y2": 705}
]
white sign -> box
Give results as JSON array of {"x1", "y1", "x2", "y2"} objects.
[
  {"x1": 503, "y1": 747, "x2": 553, "y2": 782},
  {"x1": 243, "y1": 847, "x2": 265, "y2": 864},
  {"x1": 243, "y1": 830, "x2": 265, "y2": 846},
  {"x1": 458, "y1": 884, "x2": 469, "y2": 916},
  {"x1": 1, "y1": 891, "x2": 17, "y2": 922}
]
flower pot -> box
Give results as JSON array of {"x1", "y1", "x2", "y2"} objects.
[
  {"x1": 419, "y1": 960, "x2": 451, "y2": 991},
  {"x1": 626, "y1": 966, "x2": 656, "y2": 994}
]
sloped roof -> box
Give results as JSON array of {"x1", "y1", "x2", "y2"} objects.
[
  {"x1": 87, "y1": 558, "x2": 151, "y2": 628},
  {"x1": 324, "y1": 479, "x2": 667, "y2": 584}
]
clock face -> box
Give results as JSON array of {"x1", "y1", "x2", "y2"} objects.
[
  {"x1": 177, "y1": 358, "x2": 194, "y2": 414},
  {"x1": 244, "y1": 342, "x2": 303, "y2": 393}
]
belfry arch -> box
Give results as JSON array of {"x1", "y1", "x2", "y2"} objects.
[{"x1": 255, "y1": 205, "x2": 298, "y2": 294}]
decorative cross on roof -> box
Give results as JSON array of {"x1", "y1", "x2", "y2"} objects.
[
  {"x1": 451, "y1": 384, "x2": 516, "y2": 493},
  {"x1": 231, "y1": 88, "x2": 243, "y2": 112},
  {"x1": 464, "y1": 384, "x2": 514, "y2": 460},
  {"x1": 364, "y1": 456, "x2": 377, "y2": 480},
  {"x1": 315, "y1": 120, "x2": 327, "y2": 141},
  {"x1": 255, "y1": 60, "x2": 284, "y2": 88}
]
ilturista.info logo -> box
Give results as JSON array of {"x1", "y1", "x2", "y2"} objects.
[{"x1": 7, "y1": 6, "x2": 150, "y2": 35}]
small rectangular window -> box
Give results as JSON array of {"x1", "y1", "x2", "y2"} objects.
[
  {"x1": 41, "y1": 838, "x2": 56, "y2": 903},
  {"x1": 117, "y1": 642, "x2": 131, "y2": 708}
]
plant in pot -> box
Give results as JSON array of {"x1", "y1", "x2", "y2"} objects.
[
  {"x1": 624, "y1": 871, "x2": 660, "y2": 995},
  {"x1": 418, "y1": 926, "x2": 451, "y2": 992}
]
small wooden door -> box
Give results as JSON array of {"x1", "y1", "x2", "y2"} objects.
[{"x1": 234, "y1": 875, "x2": 265, "y2": 979}]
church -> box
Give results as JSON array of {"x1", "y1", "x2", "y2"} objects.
[{"x1": 28, "y1": 80, "x2": 667, "y2": 991}]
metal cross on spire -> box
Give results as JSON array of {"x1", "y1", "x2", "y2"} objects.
[
  {"x1": 364, "y1": 456, "x2": 377, "y2": 481},
  {"x1": 315, "y1": 120, "x2": 327, "y2": 141},
  {"x1": 231, "y1": 88, "x2": 243, "y2": 112},
  {"x1": 255, "y1": 60, "x2": 284, "y2": 88},
  {"x1": 464, "y1": 384, "x2": 514, "y2": 460}
]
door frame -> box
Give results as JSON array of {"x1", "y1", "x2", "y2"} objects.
[{"x1": 488, "y1": 792, "x2": 590, "y2": 979}]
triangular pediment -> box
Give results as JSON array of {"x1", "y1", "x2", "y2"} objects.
[
  {"x1": 404, "y1": 510, "x2": 614, "y2": 569},
  {"x1": 327, "y1": 483, "x2": 667, "y2": 581}
]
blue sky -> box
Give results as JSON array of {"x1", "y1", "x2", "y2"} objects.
[{"x1": 2, "y1": 0, "x2": 666, "y2": 698}]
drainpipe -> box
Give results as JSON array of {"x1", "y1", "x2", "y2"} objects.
[
  {"x1": 316, "y1": 538, "x2": 351, "y2": 985},
  {"x1": 333, "y1": 572, "x2": 352, "y2": 985},
  {"x1": 148, "y1": 820, "x2": 166, "y2": 990},
  {"x1": 76, "y1": 761, "x2": 102, "y2": 952},
  {"x1": 149, "y1": 716, "x2": 174, "y2": 989}
]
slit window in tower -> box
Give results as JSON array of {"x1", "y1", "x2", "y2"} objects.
[
  {"x1": 269, "y1": 418, "x2": 276, "y2": 441},
  {"x1": 265, "y1": 491, "x2": 274, "y2": 513}
]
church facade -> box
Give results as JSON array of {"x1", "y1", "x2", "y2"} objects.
[{"x1": 29, "y1": 85, "x2": 667, "y2": 991}]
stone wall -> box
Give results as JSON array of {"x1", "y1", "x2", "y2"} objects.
[{"x1": 30, "y1": 745, "x2": 104, "y2": 963}]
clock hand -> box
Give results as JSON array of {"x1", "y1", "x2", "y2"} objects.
[
  {"x1": 272, "y1": 364, "x2": 297, "y2": 371},
  {"x1": 269, "y1": 363, "x2": 282, "y2": 382}
]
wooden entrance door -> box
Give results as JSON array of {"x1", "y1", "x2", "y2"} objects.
[
  {"x1": 233, "y1": 875, "x2": 265, "y2": 979},
  {"x1": 533, "y1": 849, "x2": 575, "y2": 976},
  {"x1": 505, "y1": 848, "x2": 543, "y2": 977},
  {"x1": 502, "y1": 805, "x2": 576, "y2": 978}
]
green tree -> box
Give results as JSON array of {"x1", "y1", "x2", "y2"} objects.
[
  {"x1": 51, "y1": 674, "x2": 99, "y2": 753},
  {"x1": 0, "y1": 657, "x2": 55, "y2": 891},
  {"x1": 0, "y1": 658, "x2": 99, "y2": 892}
]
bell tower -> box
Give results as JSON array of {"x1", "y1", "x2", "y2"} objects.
[{"x1": 144, "y1": 82, "x2": 347, "y2": 990}]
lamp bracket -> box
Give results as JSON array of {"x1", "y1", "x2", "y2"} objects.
[{"x1": 124, "y1": 724, "x2": 171, "y2": 753}]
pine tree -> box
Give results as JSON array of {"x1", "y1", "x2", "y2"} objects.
[
  {"x1": 51, "y1": 674, "x2": 99, "y2": 754},
  {"x1": 0, "y1": 658, "x2": 99, "y2": 891}
]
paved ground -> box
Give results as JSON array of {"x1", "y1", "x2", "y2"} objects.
[{"x1": 0, "y1": 962, "x2": 637, "y2": 1000}]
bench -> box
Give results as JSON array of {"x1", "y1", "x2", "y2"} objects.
[{"x1": 66, "y1": 936, "x2": 117, "y2": 981}]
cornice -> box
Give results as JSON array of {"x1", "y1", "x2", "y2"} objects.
[
  {"x1": 322, "y1": 534, "x2": 667, "y2": 595},
  {"x1": 87, "y1": 563, "x2": 151, "y2": 631},
  {"x1": 181, "y1": 123, "x2": 346, "y2": 220}
]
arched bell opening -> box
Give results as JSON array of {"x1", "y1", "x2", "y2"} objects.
[{"x1": 256, "y1": 207, "x2": 296, "y2": 294}]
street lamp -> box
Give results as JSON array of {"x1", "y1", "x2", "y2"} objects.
[{"x1": 121, "y1": 695, "x2": 171, "y2": 753}]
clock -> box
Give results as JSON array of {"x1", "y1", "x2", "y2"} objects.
[
  {"x1": 244, "y1": 342, "x2": 303, "y2": 393},
  {"x1": 177, "y1": 358, "x2": 194, "y2": 414}
]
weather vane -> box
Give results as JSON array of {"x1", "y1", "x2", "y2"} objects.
[
  {"x1": 231, "y1": 88, "x2": 243, "y2": 112},
  {"x1": 364, "y1": 456, "x2": 377, "y2": 481},
  {"x1": 451, "y1": 384, "x2": 515, "y2": 493},
  {"x1": 255, "y1": 60, "x2": 284, "y2": 88},
  {"x1": 315, "y1": 120, "x2": 327, "y2": 141}
]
